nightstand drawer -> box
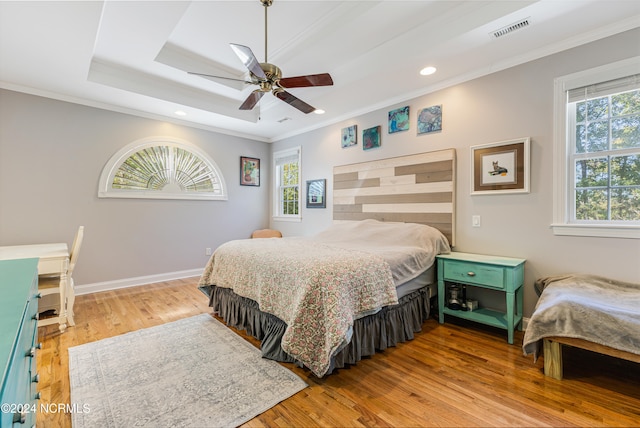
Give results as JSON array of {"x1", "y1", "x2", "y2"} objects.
[{"x1": 443, "y1": 260, "x2": 505, "y2": 290}]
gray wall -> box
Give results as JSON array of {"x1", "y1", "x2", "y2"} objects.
[
  {"x1": 0, "y1": 90, "x2": 270, "y2": 286},
  {"x1": 271, "y1": 28, "x2": 640, "y2": 317}
]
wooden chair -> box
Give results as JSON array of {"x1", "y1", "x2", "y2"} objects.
[
  {"x1": 251, "y1": 229, "x2": 282, "y2": 238},
  {"x1": 38, "y1": 226, "x2": 84, "y2": 328}
]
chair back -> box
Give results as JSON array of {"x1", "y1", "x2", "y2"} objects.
[
  {"x1": 251, "y1": 229, "x2": 282, "y2": 238},
  {"x1": 68, "y1": 226, "x2": 84, "y2": 276}
]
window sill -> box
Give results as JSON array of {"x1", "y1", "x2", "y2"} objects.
[
  {"x1": 551, "y1": 223, "x2": 640, "y2": 239},
  {"x1": 273, "y1": 215, "x2": 302, "y2": 223}
]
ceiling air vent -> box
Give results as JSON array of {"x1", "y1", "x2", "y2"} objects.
[{"x1": 490, "y1": 17, "x2": 530, "y2": 39}]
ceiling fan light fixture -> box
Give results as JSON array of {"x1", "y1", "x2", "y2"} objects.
[
  {"x1": 189, "y1": 0, "x2": 333, "y2": 115},
  {"x1": 420, "y1": 66, "x2": 437, "y2": 76}
]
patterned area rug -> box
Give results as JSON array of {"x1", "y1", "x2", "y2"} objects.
[{"x1": 69, "y1": 314, "x2": 307, "y2": 427}]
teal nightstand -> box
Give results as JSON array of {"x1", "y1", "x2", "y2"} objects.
[{"x1": 436, "y1": 252, "x2": 525, "y2": 344}]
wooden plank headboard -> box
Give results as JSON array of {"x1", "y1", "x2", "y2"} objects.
[{"x1": 333, "y1": 149, "x2": 456, "y2": 246}]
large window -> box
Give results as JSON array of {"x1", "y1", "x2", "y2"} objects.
[
  {"x1": 273, "y1": 146, "x2": 301, "y2": 221},
  {"x1": 552, "y1": 58, "x2": 640, "y2": 238}
]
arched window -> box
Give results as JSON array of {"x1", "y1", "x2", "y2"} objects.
[{"x1": 99, "y1": 137, "x2": 227, "y2": 200}]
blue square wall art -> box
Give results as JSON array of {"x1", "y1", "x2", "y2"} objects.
[
  {"x1": 341, "y1": 125, "x2": 357, "y2": 148},
  {"x1": 417, "y1": 105, "x2": 442, "y2": 135}
]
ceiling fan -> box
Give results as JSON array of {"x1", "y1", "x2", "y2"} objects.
[{"x1": 189, "y1": 0, "x2": 333, "y2": 114}]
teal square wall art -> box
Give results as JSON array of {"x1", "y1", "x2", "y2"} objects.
[
  {"x1": 363, "y1": 126, "x2": 381, "y2": 151},
  {"x1": 388, "y1": 106, "x2": 410, "y2": 133}
]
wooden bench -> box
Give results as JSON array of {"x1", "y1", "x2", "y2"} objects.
[{"x1": 543, "y1": 336, "x2": 640, "y2": 380}]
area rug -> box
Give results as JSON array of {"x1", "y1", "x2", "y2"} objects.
[{"x1": 68, "y1": 314, "x2": 307, "y2": 428}]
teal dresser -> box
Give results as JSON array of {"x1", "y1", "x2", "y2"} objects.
[
  {"x1": 436, "y1": 252, "x2": 525, "y2": 344},
  {"x1": 0, "y1": 258, "x2": 40, "y2": 427}
]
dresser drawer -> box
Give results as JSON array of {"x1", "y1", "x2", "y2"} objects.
[
  {"x1": 0, "y1": 258, "x2": 40, "y2": 428},
  {"x1": 1, "y1": 305, "x2": 35, "y2": 425},
  {"x1": 442, "y1": 260, "x2": 506, "y2": 290}
]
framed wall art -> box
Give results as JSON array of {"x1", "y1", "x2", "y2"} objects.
[
  {"x1": 388, "y1": 106, "x2": 410, "y2": 133},
  {"x1": 470, "y1": 137, "x2": 530, "y2": 195},
  {"x1": 341, "y1": 125, "x2": 357, "y2": 148},
  {"x1": 240, "y1": 156, "x2": 260, "y2": 186},
  {"x1": 306, "y1": 179, "x2": 326, "y2": 208},
  {"x1": 417, "y1": 105, "x2": 442, "y2": 135},
  {"x1": 362, "y1": 126, "x2": 381, "y2": 151}
]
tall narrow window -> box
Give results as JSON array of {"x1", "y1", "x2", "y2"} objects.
[
  {"x1": 273, "y1": 147, "x2": 301, "y2": 221},
  {"x1": 552, "y1": 58, "x2": 639, "y2": 238},
  {"x1": 99, "y1": 137, "x2": 227, "y2": 200}
]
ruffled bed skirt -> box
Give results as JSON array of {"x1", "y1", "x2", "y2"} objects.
[{"x1": 207, "y1": 285, "x2": 432, "y2": 375}]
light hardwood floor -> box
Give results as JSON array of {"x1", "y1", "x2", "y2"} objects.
[{"x1": 36, "y1": 278, "x2": 640, "y2": 427}]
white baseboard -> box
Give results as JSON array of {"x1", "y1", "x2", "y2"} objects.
[{"x1": 74, "y1": 268, "x2": 204, "y2": 296}]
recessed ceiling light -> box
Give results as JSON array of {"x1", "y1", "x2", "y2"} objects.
[
  {"x1": 419, "y1": 66, "x2": 437, "y2": 76},
  {"x1": 175, "y1": 110, "x2": 187, "y2": 116},
  {"x1": 314, "y1": 109, "x2": 325, "y2": 115}
]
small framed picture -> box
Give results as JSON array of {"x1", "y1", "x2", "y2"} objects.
[
  {"x1": 470, "y1": 137, "x2": 530, "y2": 195},
  {"x1": 388, "y1": 106, "x2": 410, "y2": 133},
  {"x1": 363, "y1": 126, "x2": 381, "y2": 151},
  {"x1": 306, "y1": 179, "x2": 326, "y2": 208},
  {"x1": 417, "y1": 105, "x2": 442, "y2": 134},
  {"x1": 240, "y1": 156, "x2": 260, "y2": 186},
  {"x1": 341, "y1": 125, "x2": 357, "y2": 148}
]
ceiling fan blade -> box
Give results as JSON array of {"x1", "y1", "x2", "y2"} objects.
[
  {"x1": 239, "y1": 90, "x2": 265, "y2": 110},
  {"x1": 274, "y1": 89, "x2": 316, "y2": 114},
  {"x1": 278, "y1": 73, "x2": 334, "y2": 89},
  {"x1": 187, "y1": 71, "x2": 254, "y2": 84},
  {"x1": 230, "y1": 44, "x2": 267, "y2": 80}
]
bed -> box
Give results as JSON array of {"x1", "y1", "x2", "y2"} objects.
[
  {"x1": 522, "y1": 274, "x2": 640, "y2": 380},
  {"x1": 199, "y1": 149, "x2": 456, "y2": 377}
]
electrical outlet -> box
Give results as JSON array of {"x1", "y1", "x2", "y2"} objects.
[
  {"x1": 472, "y1": 215, "x2": 481, "y2": 228},
  {"x1": 205, "y1": 248, "x2": 212, "y2": 256}
]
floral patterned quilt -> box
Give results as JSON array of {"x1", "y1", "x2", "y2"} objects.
[
  {"x1": 199, "y1": 237, "x2": 398, "y2": 377},
  {"x1": 199, "y1": 220, "x2": 451, "y2": 376}
]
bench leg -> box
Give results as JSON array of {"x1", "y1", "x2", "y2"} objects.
[{"x1": 543, "y1": 339, "x2": 563, "y2": 380}]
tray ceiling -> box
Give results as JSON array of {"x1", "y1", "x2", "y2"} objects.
[{"x1": 1, "y1": 1, "x2": 638, "y2": 142}]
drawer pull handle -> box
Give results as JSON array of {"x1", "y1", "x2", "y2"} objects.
[
  {"x1": 33, "y1": 313, "x2": 40, "y2": 321},
  {"x1": 26, "y1": 347, "x2": 36, "y2": 358},
  {"x1": 33, "y1": 373, "x2": 40, "y2": 383},
  {"x1": 36, "y1": 293, "x2": 42, "y2": 299},
  {"x1": 467, "y1": 271, "x2": 476, "y2": 277},
  {"x1": 35, "y1": 392, "x2": 42, "y2": 400}
]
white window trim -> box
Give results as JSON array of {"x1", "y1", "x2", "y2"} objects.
[
  {"x1": 98, "y1": 136, "x2": 227, "y2": 200},
  {"x1": 272, "y1": 146, "x2": 302, "y2": 222},
  {"x1": 551, "y1": 56, "x2": 640, "y2": 239}
]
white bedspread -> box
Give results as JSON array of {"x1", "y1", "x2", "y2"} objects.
[
  {"x1": 522, "y1": 274, "x2": 640, "y2": 360},
  {"x1": 311, "y1": 219, "x2": 451, "y2": 286}
]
